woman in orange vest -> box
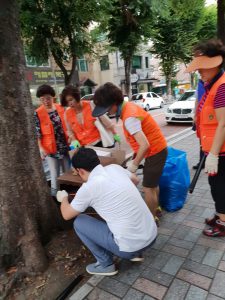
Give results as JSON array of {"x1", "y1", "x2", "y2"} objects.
[
  {"x1": 92, "y1": 82, "x2": 167, "y2": 221},
  {"x1": 186, "y1": 39, "x2": 225, "y2": 237},
  {"x1": 60, "y1": 86, "x2": 120, "y2": 147},
  {"x1": 35, "y1": 84, "x2": 70, "y2": 197}
]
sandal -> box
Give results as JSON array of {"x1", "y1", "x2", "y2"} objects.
[
  {"x1": 203, "y1": 220, "x2": 225, "y2": 237},
  {"x1": 205, "y1": 214, "x2": 219, "y2": 226},
  {"x1": 156, "y1": 206, "x2": 163, "y2": 218},
  {"x1": 155, "y1": 216, "x2": 160, "y2": 227}
]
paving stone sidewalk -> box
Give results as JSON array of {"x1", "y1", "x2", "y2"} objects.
[{"x1": 70, "y1": 133, "x2": 225, "y2": 300}]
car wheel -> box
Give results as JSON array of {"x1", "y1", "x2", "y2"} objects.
[
  {"x1": 146, "y1": 104, "x2": 150, "y2": 111},
  {"x1": 160, "y1": 102, "x2": 164, "y2": 108}
]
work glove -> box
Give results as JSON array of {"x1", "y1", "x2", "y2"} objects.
[
  {"x1": 126, "y1": 160, "x2": 138, "y2": 173},
  {"x1": 40, "y1": 148, "x2": 47, "y2": 160},
  {"x1": 205, "y1": 153, "x2": 219, "y2": 175},
  {"x1": 113, "y1": 134, "x2": 121, "y2": 143},
  {"x1": 70, "y1": 140, "x2": 81, "y2": 150},
  {"x1": 56, "y1": 190, "x2": 68, "y2": 203}
]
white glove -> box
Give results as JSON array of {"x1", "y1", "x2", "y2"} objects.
[
  {"x1": 205, "y1": 153, "x2": 219, "y2": 175},
  {"x1": 56, "y1": 190, "x2": 68, "y2": 203},
  {"x1": 40, "y1": 148, "x2": 47, "y2": 160},
  {"x1": 126, "y1": 160, "x2": 138, "y2": 173}
]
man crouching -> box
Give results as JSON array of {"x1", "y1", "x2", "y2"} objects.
[{"x1": 57, "y1": 148, "x2": 157, "y2": 276}]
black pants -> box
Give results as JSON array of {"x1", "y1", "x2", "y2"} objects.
[{"x1": 208, "y1": 156, "x2": 225, "y2": 214}]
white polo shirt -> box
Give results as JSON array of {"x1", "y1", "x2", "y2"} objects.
[{"x1": 71, "y1": 164, "x2": 157, "y2": 252}]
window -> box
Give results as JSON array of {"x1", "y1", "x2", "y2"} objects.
[
  {"x1": 100, "y1": 55, "x2": 109, "y2": 71},
  {"x1": 152, "y1": 92, "x2": 160, "y2": 98},
  {"x1": 132, "y1": 56, "x2": 142, "y2": 69},
  {"x1": 77, "y1": 57, "x2": 88, "y2": 72},
  {"x1": 25, "y1": 55, "x2": 50, "y2": 67},
  {"x1": 145, "y1": 57, "x2": 149, "y2": 68}
]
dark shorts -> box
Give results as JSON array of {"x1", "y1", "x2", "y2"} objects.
[
  {"x1": 143, "y1": 148, "x2": 168, "y2": 188},
  {"x1": 208, "y1": 156, "x2": 225, "y2": 214}
]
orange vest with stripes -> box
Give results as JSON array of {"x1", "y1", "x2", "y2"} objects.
[
  {"x1": 200, "y1": 73, "x2": 225, "y2": 152},
  {"x1": 36, "y1": 104, "x2": 68, "y2": 154}
]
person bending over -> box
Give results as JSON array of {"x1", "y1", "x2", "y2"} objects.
[{"x1": 57, "y1": 148, "x2": 157, "y2": 275}]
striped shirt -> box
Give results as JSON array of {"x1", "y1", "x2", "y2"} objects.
[{"x1": 198, "y1": 70, "x2": 225, "y2": 113}]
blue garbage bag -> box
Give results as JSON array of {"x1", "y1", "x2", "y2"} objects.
[{"x1": 159, "y1": 147, "x2": 190, "y2": 212}]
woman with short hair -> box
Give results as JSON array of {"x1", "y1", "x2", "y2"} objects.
[{"x1": 35, "y1": 84, "x2": 70, "y2": 197}]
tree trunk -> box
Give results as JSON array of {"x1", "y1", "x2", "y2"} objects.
[
  {"x1": 166, "y1": 75, "x2": 172, "y2": 101},
  {"x1": 217, "y1": 0, "x2": 225, "y2": 44},
  {"x1": 67, "y1": 56, "x2": 79, "y2": 86},
  {"x1": 0, "y1": 0, "x2": 59, "y2": 272},
  {"x1": 190, "y1": 73, "x2": 195, "y2": 89},
  {"x1": 124, "y1": 57, "x2": 132, "y2": 97}
]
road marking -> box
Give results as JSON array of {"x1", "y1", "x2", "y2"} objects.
[
  {"x1": 152, "y1": 113, "x2": 164, "y2": 118},
  {"x1": 167, "y1": 129, "x2": 194, "y2": 146},
  {"x1": 166, "y1": 127, "x2": 192, "y2": 141}
]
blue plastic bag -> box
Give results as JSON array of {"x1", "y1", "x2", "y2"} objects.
[{"x1": 159, "y1": 147, "x2": 190, "y2": 212}]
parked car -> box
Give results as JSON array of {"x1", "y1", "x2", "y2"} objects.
[
  {"x1": 165, "y1": 90, "x2": 196, "y2": 123},
  {"x1": 131, "y1": 92, "x2": 164, "y2": 111}
]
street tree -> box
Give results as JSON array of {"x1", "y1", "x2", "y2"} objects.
[
  {"x1": 0, "y1": 0, "x2": 59, "y2": 273},
  {"x1": 151, "y1": 0, "x2": 204, "y2": 96},
  {"x1": 20, "y1": 0, "x2": 106, "y2": 85},
  {"x1": 104, "y1": 0, "x2": 162, "y2": 96},
  {"x1": 198, "y1": 5, "x2": 217, "y2": 41}
]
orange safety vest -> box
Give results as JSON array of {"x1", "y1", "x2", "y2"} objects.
[
  {"x1": 65, "y1": 101, "x2": 100, "y2": 146},
  {"x1": 121, "y1": 102, "x2": 167, "y2": 157},
  {"x1": 200, "y1": 73, "x2": 225, "y2": 153},
  {"x1": 36, "y1": 104, "x2": 68, "y2": 154}
]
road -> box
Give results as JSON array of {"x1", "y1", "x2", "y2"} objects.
[{"x1": 113, "y1": 104, "x2": 192, "y2": 153}]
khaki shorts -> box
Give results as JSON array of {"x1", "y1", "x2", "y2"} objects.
[{"x1": 143, "y1": 148, "x2": 168, "y2": 188}]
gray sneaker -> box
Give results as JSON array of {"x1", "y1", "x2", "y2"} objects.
[{"x1": 86, "y1": 262, "x2": 118, "y2": 276}]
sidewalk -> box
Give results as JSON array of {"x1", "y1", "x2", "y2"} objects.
[{"x1": 71, "y1": 133, "x2": 225, "y2": 300}]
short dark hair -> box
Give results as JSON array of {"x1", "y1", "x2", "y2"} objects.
[
  {"x1": 94, "y1": 82, "x2": 123, "y2": 108},
  {"x1": 72, "y1": 148, "x2": 100, "y2": 172},
  {"x1": 60, "y1": 85, "x2": 80, "y2": 107},
  {"x1": 36, "y1": 84, "x2": 55, "y2": 98},
  {"x1": 194, "y1": 39, "x2": 225, "y2": 60}
]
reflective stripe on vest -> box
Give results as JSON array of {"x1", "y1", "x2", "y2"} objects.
[
  {"x1": 36, "y1": 104, "x2": 68, "y2": 154},
  {"x1": 200, "y1": 73, "x2": 225, "y2": 153},
  {"x1": 121, "y1": 102, "x2": 167, "y2": 157},
  {"x1": 65, "y1": 101, "x2": 100, "y2": 146}
]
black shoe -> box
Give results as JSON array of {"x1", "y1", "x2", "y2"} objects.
[{"x1": 193, "y1": 163, "x2": 205, "y2": 170}]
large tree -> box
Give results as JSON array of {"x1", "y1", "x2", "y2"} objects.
[
  {"x1": 0, "y1": 0, "x2": 59, "y2": 272},
  {"x1": 151, "y1": 0, "x2": 204, "y2": 96},
  {"x1": 198, "y1": 4, "x2": 217, "y2": 41},
  {"x1": 104, "y1": 0, "x2": 162, "y2": 96},
  {"x1": 20, "y1": 0, "x2": 106, "y2": 85}
]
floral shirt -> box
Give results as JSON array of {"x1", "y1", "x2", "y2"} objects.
[{"x1": 34, "y1": 110, "x2": 69, "y2": 159}]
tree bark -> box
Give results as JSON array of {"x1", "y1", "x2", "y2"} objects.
[
  {"x1": 217, "y1": 0, "x2": 225, "y2": 44},
  {"x1": 124, "y1": 57, "x2": 132, "y2": 97},
  {"x1": 166, "y1": 75, "x2": 172, "y2": 100},
  {"x1": 0, "y1": 0, "x2": 59, "y2": 272},
  {"x1": 67, "y1": 55, "x2": 79, "y2": 86}
]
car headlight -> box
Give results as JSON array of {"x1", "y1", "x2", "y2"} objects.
[{"x1": 167, "y1": 108, "x2": 172, "y2": 113}]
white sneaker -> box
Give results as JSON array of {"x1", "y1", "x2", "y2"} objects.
[{"x1": 130, "y1": 256, "x2": 144, "y2": 262}]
